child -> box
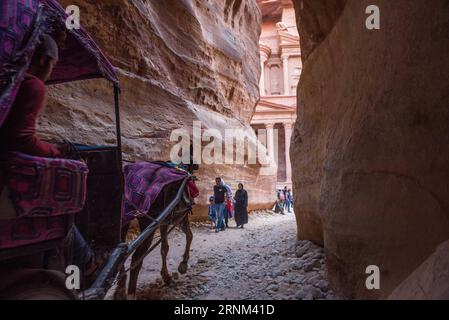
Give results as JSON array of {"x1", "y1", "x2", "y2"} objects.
[
  {"x1": 226, "y1": 194, "x2": 234, "y2": 221},
  {"x1": 208, "y1": 196, "x2": 217, "y2": 230}
]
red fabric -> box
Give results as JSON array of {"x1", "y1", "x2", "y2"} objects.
[
  {"x1": 226, "y1": 197, "x2": 233, "y2": 211},
  {"x1": 187, "y1": 180, "x2": 200, "y2": 199},
  {"x1": 0, "y1": 74, "x2": 60, "y2": 157}
]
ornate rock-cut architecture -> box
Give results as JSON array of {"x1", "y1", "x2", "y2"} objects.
[{"x1": 252, "y1": 0, "x2": 299, "y2": 189}]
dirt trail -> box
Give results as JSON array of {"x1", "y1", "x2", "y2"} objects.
[{"x1": 109, "y1": 211, "x2": 338, "y2": 300}]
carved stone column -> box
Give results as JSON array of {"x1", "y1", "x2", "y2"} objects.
[
  {"x1": 282, "y1": 54, "x2": 290, "y2": 95},
  {"x1": 284, "y1": 122, "x2": 293, "y2": 183},
  {"x1": 265, "y1": 123, "x2": 275, "y2": 162},
  {"x1": 260, "y1": 51, "x2": 268, "y2": 96}
]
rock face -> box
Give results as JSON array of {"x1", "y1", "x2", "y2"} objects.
[
  {"x1": 291, "y1": 0, "x2": 449, "y2": 298},
  {"x1": 388, "y1": 240, "x2": 449, "y2": 300},
  {"x1": 39, "y1": 0, "x2": 277, "y2": 218}
]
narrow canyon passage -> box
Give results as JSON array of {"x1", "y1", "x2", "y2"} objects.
[
  {"x1": 1, "y1": 0, "x2": 448, "y2": 302},
  {"x1": 115, "y1": 212, "x2": 337, "y2": 300}
]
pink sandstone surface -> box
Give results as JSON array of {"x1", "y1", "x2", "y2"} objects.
[
  {"x1": 291, "y1": 0, "x2": 449, "y2": 298},
  {"x1": 38, "y1": 0, "x2": 277, "y2": 219}
]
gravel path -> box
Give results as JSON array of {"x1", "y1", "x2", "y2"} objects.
[{"x1": 112, "y1": 211, "x2": 338, "y2": 300}]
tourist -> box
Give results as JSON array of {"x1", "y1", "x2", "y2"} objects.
[
  {"x1": 286, "y1": 189, "x2": 293, "y2": 213},
  {"x1": 274, "y1": 189, "x2": 285, "y2": 214},
  {"x1": 234, "y1": 183, "x2": 248, "y2": 228},
  {"x1": 278, "y1": 188, "x2": 285, "y2": 207},
  {"x1": 214, "y1": 177, "x2": 227, "y2": 232},
  {"x1": 208, "y1": 196, "x2": 217, "y2": 230},
  {"x1": 282, "y1": 186, "x2": 288, "y2": 210},
  {"x1": 220, "y1": 178, "x2": 233, "y2": 228},
  {"x1": 226, "y1": 194, "x2": 233, "y2": 225}
]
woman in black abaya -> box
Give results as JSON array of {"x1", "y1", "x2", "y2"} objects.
[{"x1": 234, "y1": 183, "x2": 248, "y2": 228}]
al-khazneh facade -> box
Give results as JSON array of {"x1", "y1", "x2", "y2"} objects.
[{"x1": 252, "y1": 0, "x2": 300, "y2": 189}]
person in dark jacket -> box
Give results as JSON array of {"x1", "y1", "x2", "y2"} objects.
[
  {"x1": 234, "y1": 183, "x2": 248, "y2": 228},
  {"x1": 214, "y1": 177, "x2": 227, "y2": 232},
  {"x1": 286, "y1": 189, "x2": 293, "y2": 213},
  {"x1": 282, "y1": 186, "x2": 288, "y2": 210}
]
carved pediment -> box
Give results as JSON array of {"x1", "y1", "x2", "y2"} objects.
[
  {"x1": 257, "y1": 100, "x2": 296, "y2": 112},
  {"x1": 279, "y1": 31, "x2": 300, "y2": 47}
]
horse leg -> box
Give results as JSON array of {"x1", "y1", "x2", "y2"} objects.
[
  {"x1": 127, "y1": 232, "x2": 154, "y2": 299},
  {"x1": 178, "y1": 216, "x2": 193, "y2": 275},
  {"x1": 160, "y1": 225, "x2": 172, "y2": 284},
  {"x1": 114, "y1": 265, "x2": 128, "y2": 300}
]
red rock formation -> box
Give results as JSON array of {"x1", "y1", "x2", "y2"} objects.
[
  {"x1": 39, "y1": 0, "x2": 277, "y2": 218},
  {"x1": 388, "y1": 240, "x2": 449, "y2": 300},
  {"x1": 291, "y1": 0, "x2": 449, "y2": 298}
]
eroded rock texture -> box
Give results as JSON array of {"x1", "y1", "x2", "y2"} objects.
[
  {"x1": 291, "y1": 0, "x2": 449, "y2": 298},
  {"x1": 388, "y1": 240, "x2": 449, "y2": 300},
  {"x1": 292, "y1": 0, "x2": 346, "y2": 59},
  {"x1": 39, "y1": 0, "x2": 276, "y2": 217}
]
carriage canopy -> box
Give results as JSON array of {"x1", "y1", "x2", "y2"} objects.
[{"x1": 0, "y1": 0, "x2": 119, "y2": 128}]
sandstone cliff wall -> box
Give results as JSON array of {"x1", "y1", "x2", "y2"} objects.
[
  {"x1": 388, "y1": 240, "x2": 449, "y2": 300},
  {"x1": 38, "y1": 0, "x2": 277, "y2": 218},
  {"x1": 291, "y1": 0, "x2": 449, "y2": 298}
]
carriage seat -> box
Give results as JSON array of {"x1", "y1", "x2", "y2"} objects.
[
  {"x1": 0, "y1": 152, "x2": 89, "y2": 219},
  {"x1": 0, "y1": 152, "x2": 89, "y2": 250}
]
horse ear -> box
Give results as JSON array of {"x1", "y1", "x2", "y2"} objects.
[
  {"x1": 189, "y1": 143, "x2": 194, "y2": 161},
  {"x1": 51, "y1": 25, "x2": 67, "y2": 50}
]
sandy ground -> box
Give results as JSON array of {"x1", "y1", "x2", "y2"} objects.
[{"x1": 107, "y1": 211, "x2": 338, "y2": 300}]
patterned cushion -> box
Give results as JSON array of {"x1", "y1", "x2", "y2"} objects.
[
  {"x1": 0, "y1": 184, "x2": 15, "y2": 220},
  {"x1": 0, "y1": 215, "x2": 66, "y2": 250},
  {"x1": 0, "y1": 152, "x2": 89, "y2": 217}
]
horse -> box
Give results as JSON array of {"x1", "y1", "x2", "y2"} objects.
[{"x1": 114, "y1": 169, "x2": 198, "y2": 300}]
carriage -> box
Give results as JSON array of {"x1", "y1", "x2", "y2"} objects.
[{"x1": 0, "y1": 0, "x2": 195, "y2": 300}]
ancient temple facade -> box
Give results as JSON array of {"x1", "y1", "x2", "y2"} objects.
[{"x1": 252, "y1": 0, "x2": 300, "y2": 189}]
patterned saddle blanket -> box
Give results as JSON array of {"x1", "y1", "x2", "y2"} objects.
[{"x1": 122, "y1": 161, "x2": 199, "y2": 224}]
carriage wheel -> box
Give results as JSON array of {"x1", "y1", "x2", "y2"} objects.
[{"x1": 5, "y1": 283, "x2": 77, "y2": 300}]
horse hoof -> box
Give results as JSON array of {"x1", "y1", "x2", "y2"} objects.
[
  {"x1": 113, "y1": 288, "x2": 128, "y2": 300},
  {"x1": 162, "y1": 275, "x2": 172, "y2": 285},
  {"x1": 113, "y1": 293, "x2": 126, "y2": 300},
  {"x1": 178, "y1": 262, "x2": 188, "y2": 274}
]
